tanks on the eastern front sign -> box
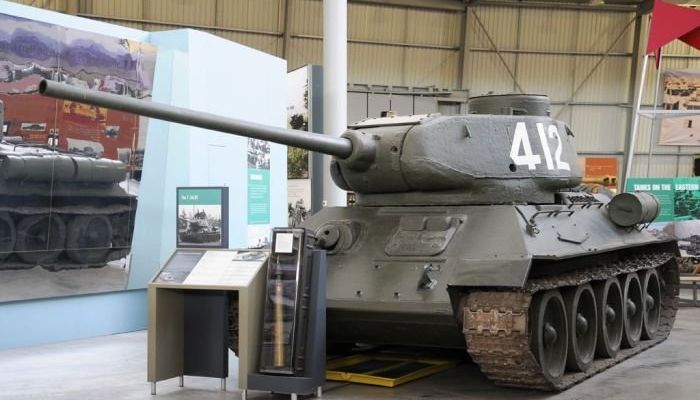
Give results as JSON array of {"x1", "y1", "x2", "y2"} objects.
[
  {"x1": 39, "y1": 80, "x2": 679, "y2": 391},
  {"x1": 0, "y1": 99, "x2": 135, "y2": 270}
]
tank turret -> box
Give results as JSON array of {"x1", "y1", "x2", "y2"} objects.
[{"x1": 40, "y1": 80, "x2": 580, "y2": 206}]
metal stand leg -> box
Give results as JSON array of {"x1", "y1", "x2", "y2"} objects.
[
  {"x1": 241, "y1": 389, "x2": 247, "y2": 400},
  {"x1": 221, "y1": 378, "x2": 226, "y2": 392},
  {"x1": 317, "y1": 386, "x2": 323, "y2": 398},
  {"x1": 178, "y1": 375, "x2": 184, "y2": 387},
  {"x1": 150, "y1": 382, "x2": 156, "y2": 396},
  {"x1": 291, "y1": 393, "x2": 298, "y2": 400}
]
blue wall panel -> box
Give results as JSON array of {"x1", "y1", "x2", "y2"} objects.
[
  {"x1": 0, "y1": 290, "x2": 146, "y2": 349},
  {"x1": 0, "y1": 2, "x2": 287, "y2": 350}
]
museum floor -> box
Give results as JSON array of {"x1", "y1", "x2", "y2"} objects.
[{"x1": 1, "y1": 303, "x2": 699, "y2": 400}]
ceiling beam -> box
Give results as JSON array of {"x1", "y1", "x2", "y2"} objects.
[
  {"x1": 347, "y1": 0, "x2": 466, "y2": 12},
  {"x1": 471, "y1": 0, "x2": 638, "y2": 12}
]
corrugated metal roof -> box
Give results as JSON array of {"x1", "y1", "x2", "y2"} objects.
[{"x1": 7, "y1": 0, "x2": 700, "y2": 175}]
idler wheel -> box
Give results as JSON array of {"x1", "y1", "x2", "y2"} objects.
[
  {"x1": 563, "y1": 283, "x2": 597, "y2": 372},
  {"x1": 530, "y1": 289, "x2": 568, "y2": 381},
  {"x1": 621, "y1": 272, "x2": 644, "y2": 348},
  {"x1": 594, "y1": 277, "x2": 624, "y2": 358},
  {"x1": 0, "y1": 212, "x2": 16, "y2": 261},
  {"x1": 641, "y1": 269, "x2": 661, "y2": 340},
  {"x1": 66, "y1": 215, "x2": 113, "y2": 265},
  {"x1": 15, "y1": 214, "x2": 66, "y2": 265}
]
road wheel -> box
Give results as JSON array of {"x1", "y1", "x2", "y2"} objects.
[
  {"x1": 530, "y1": 289, "x2": 568, "y2": 381},
  {"x1": 15, "y1": 214, "x2": 65, "y2": 265},
  {"x1": 641, "y1": 269, "x2": 661, "y2": 340},
  {"x1": 563, "y1": 283, "x2": 597, "y2": 372},
  {"x1": 594, "y1": 277, "x2": 624, "y2": 358},
  {"x1": 621, "y1": 272, "x2": 643, "y2": 348},
  {"x1": 66, "y1": 215, "x2": 113, "y2": 265}
]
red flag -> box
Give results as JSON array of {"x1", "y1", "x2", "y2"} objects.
[{"x1": 646, "y1": 0, "x2": 700, "y2": 67}]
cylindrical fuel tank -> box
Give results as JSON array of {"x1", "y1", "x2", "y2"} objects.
[
  {"x1": 607, "y1": 192, "x2": 660, "y2": 227},
  {"x1": 468, "y1": 94, "x2": 551, "y2": 116},
  {"x1": 0, "y1": 154, "x2": 127, "y2": 183}
]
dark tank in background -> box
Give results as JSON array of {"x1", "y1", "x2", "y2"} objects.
[
  {"x1": 0, "y1": 106, "x2": 135, "y2": 270},
  {"x1": 39, "y1": 80, "x2": 680, "y2": 392}
]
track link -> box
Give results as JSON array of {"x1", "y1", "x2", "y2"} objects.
[{"x1": 463, "y1": 252, "x2": 679, "y2": 391}]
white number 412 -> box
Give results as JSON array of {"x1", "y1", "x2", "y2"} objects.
[{"x1": 509, "y1": 122, "x2": 570, "y2": 171}]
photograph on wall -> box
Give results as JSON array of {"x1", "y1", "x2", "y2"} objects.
[
  {"x1": 287, "y1": 66, "x2": 310, "y2": 179},
  {"x1": 286, "y1": 66, "x2": 313, "y2": 227},
  {"x1": 288, "y1": 179, "x2": 310, "y2": 227},
  {"x1": 248, "y1": 138, "x2": 271, "y2": 248},
  {"x1": 659, "y1": 69, "x2": 700, "y2": 146},
  {"x1": 583, "y1": 157, "x2": 618, "y2": 195},
  {"x1": 177, "y1": 187, "x2": 228, "y2": 248},
  {"x1": 0, "y1": 13, "x2": 156, "y2": 302}
]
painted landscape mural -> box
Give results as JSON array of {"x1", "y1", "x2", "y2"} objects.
[{"x1": 0, "y1": 13, "x2": 157, "y2": 302}]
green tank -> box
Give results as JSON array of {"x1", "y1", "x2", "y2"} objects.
[
  {"x1": 0, "y1": 99, "x2": 135, "y2": 270},
  {"x1": 39, "y1": 80, "x2": 679, "y2": 391}
]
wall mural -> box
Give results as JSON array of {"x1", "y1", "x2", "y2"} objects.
[{"x1": 0, "y1": 13, "x2": 156, "y2": 302}]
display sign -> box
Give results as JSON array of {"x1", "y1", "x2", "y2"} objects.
[
  {"x1": 627, "y1": 177, "x2": 700, "y2": 257},
  {"x1": 659, "y1": 69, "x2": 700, "y2": 146},
  {"x1": 247, "y1": 139, "x2": 271, "y2": 247},
  {"x1": 625, "y1": 177, "x2": 700, "y2": 222},
  {"x1": 182, "y1": 250, "x2": 267, "y2": 287},
  {"x1": 177, "y1": 187, "x2": 228, "y2": 248}
]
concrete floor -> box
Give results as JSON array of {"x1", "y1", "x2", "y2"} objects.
[
  {"x1": 0, "y1": 307, "x2": 698, "y2": 400},
  {"x1": 0, "y1": 260, "x2": 128, "y2": 302}
]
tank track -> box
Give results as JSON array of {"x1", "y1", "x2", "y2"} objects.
[
  {"x1": 0, "y1": 206, "x2": 134, "y2": 271},
  {"x1": 463, "y1": 252, "x2": 679, "y2": 391}
]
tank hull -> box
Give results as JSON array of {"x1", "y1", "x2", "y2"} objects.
[
  {"x1": 0, "y1": 146, "x2": 136, "y2": 270},
  {"x1": 301, "y1": 199, "x2": 679, "y2": 389}
]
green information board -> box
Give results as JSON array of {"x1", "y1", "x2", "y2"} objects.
[
  {"x1": 176, "y1": 187, "x2": 228, "y2": 248},
  {"x1": 247, "y1": 168, "x2": 271, "y2": 225},
  {"x1": 626, "y1": 177, "x2": 700, "y2": 222}
]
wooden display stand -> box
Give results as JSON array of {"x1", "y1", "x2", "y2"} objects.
[{"x1": 147, "y1": 249, "x2": 268, "y2": 394}]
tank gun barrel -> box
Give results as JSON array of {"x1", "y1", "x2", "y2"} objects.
[{"x1": 39, "y1": 80, "x2": 353, "y2": 159}]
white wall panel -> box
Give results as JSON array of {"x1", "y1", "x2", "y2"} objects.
[
  {"x1": 570, "y1": 106, "x2": 627, "y2": 152},
  {"x1": 517, "y1": 55, "x2": 574, "y2": 101}
]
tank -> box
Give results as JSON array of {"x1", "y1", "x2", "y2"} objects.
[
  {"x1": 178, "y1": 210, "x2": 221, "y2": 244},
  {"x1": 0, "y1": 99, "x2": 135, "y2": 270},
  {"x1": 679, "y1": 235, "x2": 700, "y2": 256},
  {"x1": 39, "y1": 80, "x2": 680, "y2": 391}
]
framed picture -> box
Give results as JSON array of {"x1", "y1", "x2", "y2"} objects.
[{"x1": 176, "y1": 187, "x2": 229, "y2": 248}]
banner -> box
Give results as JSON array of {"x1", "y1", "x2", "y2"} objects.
[
  {"x1": 626, "y1": 178, "x2": 700, "y2": 259},
  {"x1": 659, "y1": 69, "x2": 700, "y2": 146},
  {"x1": 247, "y1": 138, "x2": 271, "y2": 248}
]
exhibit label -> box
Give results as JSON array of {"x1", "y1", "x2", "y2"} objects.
[{"x1": 625, "y1": 177, "x2": 700, "y2": 222}]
